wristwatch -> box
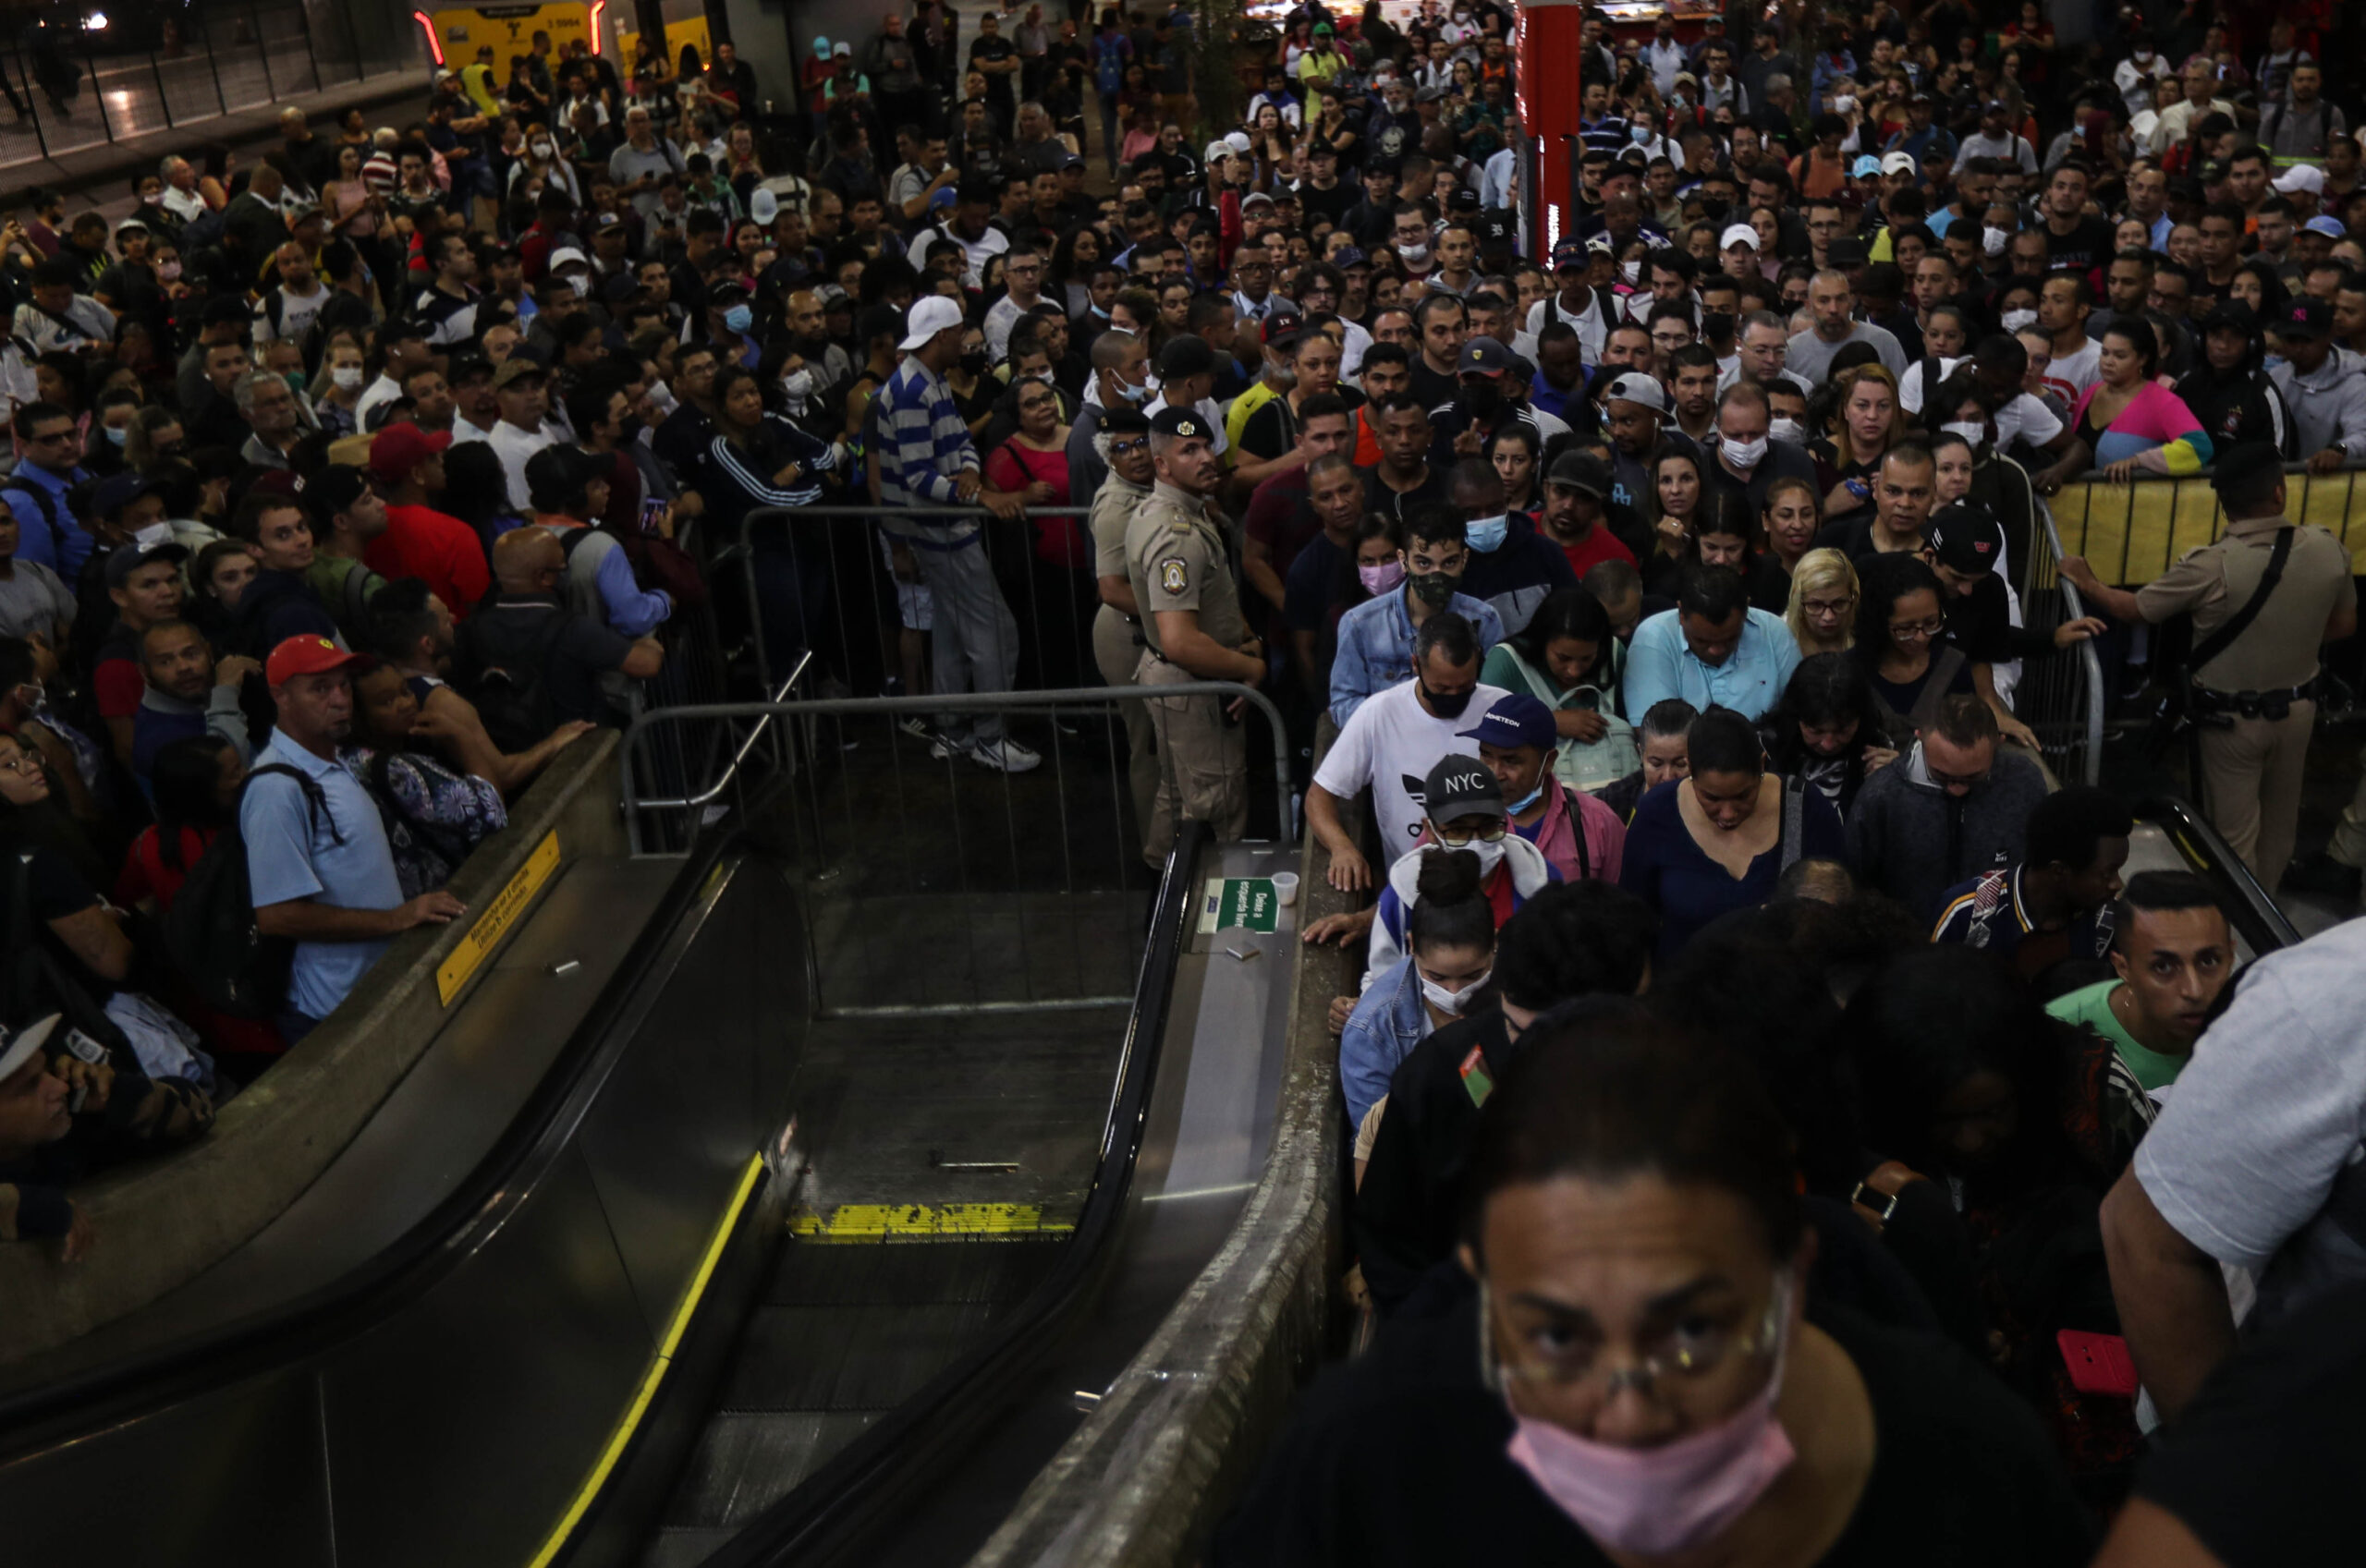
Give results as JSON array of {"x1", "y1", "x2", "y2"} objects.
[{"x1": 1850, "y1": 1180, "x2": 1901, "y2": 1223}]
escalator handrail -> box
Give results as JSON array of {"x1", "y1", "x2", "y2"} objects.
[
  {"x1": 0, "y1": 825, "x2": 748, "y2": 1457},
  {"x1": 2139, "y1": 794, "x2": 2304, "y2": 953},
  {"x1": 696, "y1": 822, "x2": 1213, "y2": 1568}
]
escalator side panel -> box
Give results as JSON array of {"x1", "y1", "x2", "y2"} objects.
[{"x1": 322, "y1": 1136, "x2": 655, "y2": 1568}]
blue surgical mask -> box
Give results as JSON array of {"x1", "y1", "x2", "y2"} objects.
[
  {"x1": 1465, "y1": 514, "x2": 1508, "y2": 553},
  {"x1": 1506, "y1": 779, "x2": 1546, "y2": 814},
  {"x1": 724, "y1": 303, "x2": 754, "y2": 333},
  {"x1": 103, "y1": 425, "x2": 128, "y2": 446}
]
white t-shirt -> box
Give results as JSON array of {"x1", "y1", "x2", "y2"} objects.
[
  {"x1": 1312, "y1": 678, "x2": 1511, "y2": 854},
  {"x1": 2040, "y1": 338, "x2": 2102, "y2": 407},
  {"x1": 1994, "y1": 390, "x2": 2067, "y2": 452},
  {"x1": 489, "y1": 419, "x2": 560, "y2": 512}
]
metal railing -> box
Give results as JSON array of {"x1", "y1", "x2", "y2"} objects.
[
  {"x1": 2016, "y1": 495, "x2": 2107, "y2": 787},
  {"x1": 0, "y1": 2, "x2": 417, "y2": 168},
  {"x1": 2048, "y1": 460, "x2": 2366, "y2": 586},
  {"x1": 618, "y1": 685, "x2": 1290, "y2": 1016}
]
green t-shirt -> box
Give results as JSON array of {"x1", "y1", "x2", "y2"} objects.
[{"x1": 2045, "y1": 979, "x2": 2189, "y2": 1091}]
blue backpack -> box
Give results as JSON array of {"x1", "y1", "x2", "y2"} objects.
[{"x1": 1094, "y1": 37, "x2": 1126, "y2": 95}]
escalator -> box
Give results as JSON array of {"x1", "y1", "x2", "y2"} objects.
[
  {"x1": 0, "y1": 807, "x2": 1310, "y2": 1567},
  {"x1": 2125, "y1": 795, "x2": 2302, "y2": 960}
]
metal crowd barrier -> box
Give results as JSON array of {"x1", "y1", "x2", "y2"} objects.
[
  {"x1": 2048, "y1": 462, "x2": 2366, "y2": 585},
  {"x1": 617, "y1": 687, "x2": 1290, "y2": 1016},
  {"x1": 2020, "y1": 497, "x2": 2107, "y2": 787}
]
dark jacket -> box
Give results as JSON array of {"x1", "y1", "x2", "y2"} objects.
[
  {"x1": 227, "y1": 568, "x2": 339, "y2": 660},
  {"x1": 1845, "y1": 742, "x2": 2049, "y2": 918},
  {"x1": 1453, "y1": 510, "x2": 1577, "y2": 638}
]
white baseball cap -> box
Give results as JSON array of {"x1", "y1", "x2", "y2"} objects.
[
  {"x1": 750, "y1": 188, "x2": 779, "y2": 225},
  {"x1": 899, "y1": 294, "x2": 967, "y2": 352},
  {"x1": 0, "y1": 1014, "x2": 60, "y2": 1084},
  {"x1": 547, "y1": 246, "x2": 590, "y2": 271},
  {"x1": 1604, "y1": 371, "x2": 1668, "y2": 414},
  {"x1": 1225, "y1": 130, "x2": 1253, "y2": 155},
  {"x1": 1204, "y1": 139, "x2": 1232, "y2": 164},
  {"x1": 2275, "y1": 164, "x2": 2327, "y2": 196},
  {"x1": 1720, "y1": 223, "x2": 1759, "y2": 250},
  {"x1": 1880, "y1": 150, "x2": 1919, "y2": 177}
]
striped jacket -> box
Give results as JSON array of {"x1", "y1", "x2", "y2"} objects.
[{"x1": 879, "y1": 357, "x2": 982, "y2": 544}]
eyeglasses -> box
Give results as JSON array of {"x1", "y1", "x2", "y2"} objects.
[
  {"x1": 1109, "y1": 437, "x2": 1150, "y2": 456},
  {"x1": 1490, "y1": 1278, "x2": 1787, "y2": 1393},
  {"x1": 1433, "y1": 820, "x2": 1508, "y2": 847},
  {"x1": 1888, "y1": 616, "x2": 1947, "y2": 640},
  {"x1": 1803, "y1": 597, "x2": 1855, "y2": 617}
]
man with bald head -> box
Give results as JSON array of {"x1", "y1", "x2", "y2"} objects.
[
  {"x1": 1786, "y1": 268, "x2": 1908, "y2": 382},
  {"x1": 786, "y1": 288, "x2": 853, "y2": 391},
  {"x1": 464, "y1": 527, "x2": 665, "y2": 731},
  {"x1": 254, "y1": 241, "x2": 332, "y2": 349}
]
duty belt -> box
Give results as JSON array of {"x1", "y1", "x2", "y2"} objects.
[{"x1": 2192, "y1": 677, "x2": 2319, "y2": 722}]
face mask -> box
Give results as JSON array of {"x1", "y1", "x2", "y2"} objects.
[
  {"x1": 1621, "y1": 260, "x2": 1642, "y2": 286},
  {"x1": 1721, "y1": 432, "x2": 1768, "y2": 469},
  {"x1": 1767, "y1": 417, "x2": 1804, "y2": 444},
  {"x1": 647, "y1": 376, "x2": 677, "y2": 417},
  {"x1": 1420, "y1": 960, "x2": 1492, "y2": 1015},
  {"x1": 783, "y1": 367, "x2": 816, "y2": 398},
  {"x1": 1506, "y1": 777, "x2": 1547, "y2": 814},
  {"x1": 724, "y1": 303, "x2": 754, "y2": 333},
  {"x1": 1831, "y1": 93, "x2": 1857, "y2": 115},
  {"x1": 2135, "y1": 48, "x2": 2153, "y2": 62},
  {"x1": 159, "y1": 261, "x2": 182, "y2": 282},
  {"x1": 1418, "y1": 675, "x2": 1474, "y2": 717},
  {"x1": 1464, "y1": 514, "x2": 1508, "y2": 553},
  {"x1": 1698, "y1": 195, "x2": 1731, "y2": 222},
  {"x1": 1498, "y1": 1271, "x2": 1798, "y2": 1557},
  {"x1": 959, "y1": 348, "x2": 990, "y2": 375},
  {"x1": 1359, "y1": 559, "x2": 1407, "y2": 595},
  {"x1": 1942, "y1": 419, "x2": 1986, "y2": 449},
  {"x1": 103, "y1": 425, "x2": 127, "y2": 447},
  {"x1": 1462, "y1": 381, "x2": 1503, "y2": 421},
  {"x1": 1400, "y1": 242, "x2": 1431, "y2": 268},
  {"x1": 1630, "y1": 123, "x2": 1652, "y2": 144},
  {"x1": 1410, "y1": 569, "x2": 1462, "y2": 610},
  {"x1": 331, "y1": 364, "x2": 364, "y2": 391},
  {"x1": 284, "y1": 371, "x2": 307, "y2": 395},
  {"x1": 2001, "y1": 307, "x2": 2038, "y2": 333},
  {"x1": 1982, "y1": 225, "x2": 2009, "y2": 257}
]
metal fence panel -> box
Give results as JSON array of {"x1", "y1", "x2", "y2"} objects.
[{"x1": 2050, "y1": 465, "x2": 2366, "y2": 585}]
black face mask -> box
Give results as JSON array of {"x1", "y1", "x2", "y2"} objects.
[
  {"x1": 1462, "y1": 381, "x2": 1503, "y2": 421},
  {"x1": 1418, "y1": 679, "x2": 1475, "y2": 718},
  {"x1": 1409, "y1": 568, "x2": 1461, "y2": 609},
  {"x1": 959, "y1": 348, "x2": 989, "y2": 375},
  {"x1": 1698, "y1": 195, "x2": 1732, "y2": 222},
  {"x1": 616, "y1": 416, "x2": 643, "y2": 445},
  {"x1": 1702, "y1": 310, "x2": 1735, "y2": 343}
]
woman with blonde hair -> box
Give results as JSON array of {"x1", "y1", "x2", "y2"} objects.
[
  {"x1": 1786, "y1": 547, "x2": 1860, "y2": 658},
  {"x1": 1811, "y1": 364, "x2": 1907, "y2": 529}
]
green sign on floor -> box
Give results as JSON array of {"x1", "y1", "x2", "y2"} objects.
[{"x1": 1202, "y1": 877, "x2": 1278, "y2": 933}]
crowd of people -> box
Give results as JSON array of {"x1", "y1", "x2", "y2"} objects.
[{"x1": 0, "y1": 0, "x2": 2362, "y2": 1557}]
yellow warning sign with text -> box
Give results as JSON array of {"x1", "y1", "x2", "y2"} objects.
[
  {"x1": 788, "y1": 1203, "x2": 1074, "y2": 1241},
  {"x1": 437, "y1": 829, "x2": 562, "y2": 1005}
]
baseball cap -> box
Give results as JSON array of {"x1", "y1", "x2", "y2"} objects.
[
  {"x1": 491, "y1": 357, "x2": 548, "y2": 389},
  {"x1": 1545, "y1": 450, "x2": 1611, "y2": 498},
  {"x1": 1460, "y1": 336, "x2": 1511, "y2": 376},
  {"x1": 899, "y1": 293, "x2": 966, "y2": 351},
  {"x1": 2306, "y1": 215, "x2": 2349, "y2": 239},
  {"x1": 91, "y1": 469, "x2": 161, "y2": 520},
  {"x1": 1983, "y1": 97, "x2": 2008, "y2": 113},
  {"x1": 1155, "y1": 333, "x2": 1217, "y2": 380},
  {"x1": 750, "y1": 187, "x2": 781, "y2": 224},
  {"x1": 547, "y1": 245, "x2": 589, "y2": 272},
  {"x1": 1881, "y1": 151, "x2": 1918, "y2": 177},
  {"x1": 1551, "y1": 237, "x2": 1589, "y2": 269},
  {"x1": 265, "y1": 635, "x2": 372, "y2": 687},
  {"x1": 1458, "y1": 693, "x2": 1558, "y2": 754},
  {"x1": 369, "y1": 420, "x2": 453, "y2": 483},
  {"x1": 300, "y1": 465, "x2": 375, "y2": 528},
  {"x1": 1203, "y1": 139, "x2": 1232, "y2": 164},
  {"x1": 2197, "y1": 300, "x2": 2259, "y2": 337},
  {"x1": 1926, "y1": 502, "x2": 2003, "y2": 577},
  {"x1": 592, "y1": 211, "x2": 624, "y2": 232},
  {"x1": 1719, "y1": 222, "x2": 1759, "y2": 250},
  {"x1": 1242, "y1": 191, "x2": 1275, "y2": 209},
  {"x1": 1421, "y1": 754, "x2": 1505, "y2": 824},
  {"x1": 2210, "y1": 441, "x2": 2287, "y2": 501},
  {"x1": 104, "y1": 537, "x2": 187, "y2": 588},
  {"x1": 1851, "y1": 154, "x2": 1883, "y2": 179},
  {"x1": 1225, "y1": 130, "x2": 1253, "y2": 156},
  {"x1": 1312, "y1": 19, "x2": 1333, "y2": 33},
  {"x1": 1415, "y1": 84, "x2": 1445, "y2": 103},
  {"x1": 1149, "y1": 405, "x2": 1210, "y2": 440},
  {"x1": 1604, "y1": 371, "x2": 1667, "y2": 413},
  {"x1": 2274, "y1": 164, "x2": 2326, "y2": 196},
  {"x1": 0, "y1": 1014, "x2": 60, "y2": 1085},
  {"x1": 1257, "y1": 304, "x2": 1307, "y2": 347},
  {"x1": 1334, "y1": 246, "x2": 1368, "y2": 269},
  {"x1": 928, "y1": 184, "x2": 959, "y2": 213},
  {"x1": 2272, "y1": 297, "x2": 2333, "y2": 341},
  {"x1": 1827, "y1": 236, "x2": 1870, "y2": 269}
]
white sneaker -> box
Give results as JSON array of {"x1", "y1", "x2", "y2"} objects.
[
  {"x1": 929, "y1": 735, "x2": 962, "y2": 761},
  {"x1": 967, "y1": 736, "x2": 1042, "y2": 773}
]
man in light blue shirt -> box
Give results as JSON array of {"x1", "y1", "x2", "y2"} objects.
[
  {"x1": 1329, "y1": 509, "x2": 1505, "y2": 726},
  {"x1": 242, "y1": 637, "x2": 467, "y2": 1040},
  {"x1": 1622, "y1": 563, "x2": 1799, "y2": 722}
]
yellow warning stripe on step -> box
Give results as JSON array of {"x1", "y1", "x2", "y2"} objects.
[{"x1": 789, "y1": 1202, "x2": 1075, "y2": 1240}]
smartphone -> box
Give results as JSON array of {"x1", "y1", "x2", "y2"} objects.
[
  {"x1": 2057, "y1": 1330, "x2": 2139, "y2": 1398},
  {"x1": 639, "y1": 496, "x2": 666, "y2": 535}
]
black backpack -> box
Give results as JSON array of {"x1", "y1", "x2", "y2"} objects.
[
  {"x1": 462, "y1": 602, "x2": 573, "y2": 756},
  {"x1": 164, "y1": 764, "x2": 337, "y2": 1020}
]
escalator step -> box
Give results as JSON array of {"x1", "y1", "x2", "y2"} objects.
[
  {"x1": 656, "y1": 1409, "x2": 882, "y2": 1532},
  {"x1": 763, "y1": 1234, "x2": 1065, "y2": 1307}
]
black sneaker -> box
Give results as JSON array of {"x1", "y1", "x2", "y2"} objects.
[{"x1": 2282, "y1": 852, "x2": 2362, "y2": 899}]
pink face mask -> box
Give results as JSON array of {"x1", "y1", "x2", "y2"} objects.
[
  {"x1": 1494, "y1": 1273, "x2": 1799, "y2": 1557},
  {"x1": 1358, "y1": 559, "x2": 1407, "y2": 595}
]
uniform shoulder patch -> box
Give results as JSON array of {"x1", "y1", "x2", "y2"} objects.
[{"x1": 1159, "y1": 556, "x2": 1189, "y2": 592}]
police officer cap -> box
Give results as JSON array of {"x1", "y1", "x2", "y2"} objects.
[
  {"x1": 1149, "y1": 406, "x2": 1209, "y2": 440},
  {"x1": 2209, "y1": 441, "x2": 2286, "y2": 502}
]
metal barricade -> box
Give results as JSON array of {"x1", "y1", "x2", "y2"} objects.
[
  {"x1": 618, "y1": 686, "x2": 1290, "y2": 1017},
  {"x1": 2048, "y1": 463, "x2": 2366, "y2": 586},
  {"x1": 2015, "y1": 497, "x2": 2107, "y2": 786}
]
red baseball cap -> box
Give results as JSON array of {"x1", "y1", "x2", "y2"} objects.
[
  {"x1": 369, "y1": 420, "x2": 453, "y2": 485},
  {"x1": 265, "y1": 635, "x2": 372, "y2": 687}
]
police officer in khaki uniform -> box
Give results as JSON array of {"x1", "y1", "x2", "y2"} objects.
[
  {"x1": 1089, "y1": 406, "x2": 1159, "y2": 833},
  {"x1": 1125, "y1": 405, "x2": 1263, "y2": 864},
  {"x1": 2062, "y1": 441, "x2": 2359, "y2": 890}
]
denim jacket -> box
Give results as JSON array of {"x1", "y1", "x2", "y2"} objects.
[
  {"x1": 1339, "y1": 955, "x2": 1435, "y2": 1130},
  {"x1": 1329, "y1": 587, "x2": 1506, "y2": 727}
]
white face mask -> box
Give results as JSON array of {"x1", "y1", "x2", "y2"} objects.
[
  {"x1": 2001, "y1": 307, "x2": 2038, "y2": 333},
  {"x1": 783, "y1": 367, "x2": 816, "y2": 399},
  {"x1": 1721, "y1": 432, "x2": 1768, "y2": 469},
  {"x1": 1401, "y1": 241, "x2": 1431, "y2": 267},
  {"x1": 1420, "y1": 965, "x2": 1493, "y2": 1016},
  {"x1": 1982, "y1": 225, "x2": 2010, "y2": 257},
  {"x1": 1942, "y1": 420, "x2": 1987, "y2": 449},
  {"x1": 331, "y1": 364, "x2": 363, "y2": 391},
  {"x1": 646, "y1": 377, "x2": 677, "y2": 417},
  {"x1": 1621, "y1": 260, "x2": 1642, "y2": 285},
  {"x1": 1832, "y1": 94, "x2": 1857, "y2": 115},
  {"x1": 531, "y1": 140, "x2": 555, "y2": 158},
  {"x1": 1767, "y1": 417, "x2": 1804, "y2": 444}
]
